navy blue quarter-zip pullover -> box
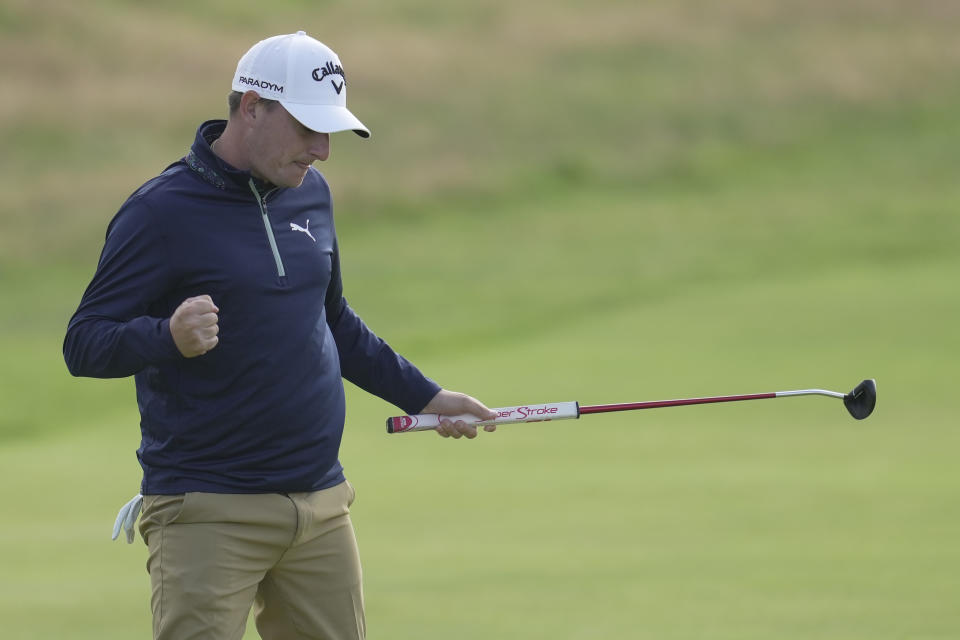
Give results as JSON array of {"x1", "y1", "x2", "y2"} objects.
[{"x1": 64, "y1": 120, "x2": 440, "y2": 494}]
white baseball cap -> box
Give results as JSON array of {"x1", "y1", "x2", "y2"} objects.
[{"x1": 232, "y1": 31, "x2": 370, "y2": 138}]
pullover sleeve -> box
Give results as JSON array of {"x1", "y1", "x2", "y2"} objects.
[
  {"x1": 63, "y1": 197, "x2": 182, "y2": 378},
  {"x1": 324, "y1": 239, "x2": 441, "y2": 415}
]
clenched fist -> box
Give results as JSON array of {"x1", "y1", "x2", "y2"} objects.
[{"x1": 170, "y1": 295, "x2": 219, "y2": 357}]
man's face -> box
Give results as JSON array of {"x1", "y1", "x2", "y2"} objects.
[{"x1": 245, "y1": 102, "x2": 330, "y2": 188}]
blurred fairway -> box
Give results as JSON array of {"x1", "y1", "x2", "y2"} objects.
[{"x1": 1, "y1": 1, "x2": 958, "y2": 638}]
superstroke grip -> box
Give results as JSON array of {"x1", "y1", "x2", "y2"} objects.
[{"x1": 387, "y1": 402, "x2": 580, "y2": 433}]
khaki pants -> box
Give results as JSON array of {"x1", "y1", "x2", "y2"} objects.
[{"x1": 138, "y1": 481, "x2": 364, "y2": 640}]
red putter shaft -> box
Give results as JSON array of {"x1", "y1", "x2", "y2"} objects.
[{"x1": 578, "y1": 392, "x2": 777, "y2": 414}]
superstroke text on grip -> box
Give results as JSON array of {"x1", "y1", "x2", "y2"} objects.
[{"x1": 386, "y1": 402, "x2": 580, "y2": 433}]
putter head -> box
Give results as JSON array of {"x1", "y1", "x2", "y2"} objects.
[{"x1": 843, "y1": 379, "x2": 877, "y2": 420}]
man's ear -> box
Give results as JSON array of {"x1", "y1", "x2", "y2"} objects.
[{"x1": 239, "y1": 90, "x2": 262, "y2": 123}]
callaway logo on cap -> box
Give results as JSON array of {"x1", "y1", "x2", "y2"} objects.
[{"x1": 232, "y1": 31, "x2": 370, "y2": 138}]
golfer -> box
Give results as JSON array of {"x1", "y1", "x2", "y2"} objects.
[{"x1": 63, "y1": 31, "x2": 495, "y2": 640}]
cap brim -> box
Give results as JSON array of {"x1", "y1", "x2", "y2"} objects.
[{"x1": 281, "y1": 101, "x2": 370, "y2": 138}]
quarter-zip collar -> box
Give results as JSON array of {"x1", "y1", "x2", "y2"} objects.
[
  {"x1": 185, "y1": 119, "x2": 278, "y2": 196},
  {"x1": 185, "y1": 121, "x2": 288, "y2": 280}
]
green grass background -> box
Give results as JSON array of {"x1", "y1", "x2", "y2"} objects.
[{"x1": 1, "y1": 1, "x2": 958, "y2": 638}]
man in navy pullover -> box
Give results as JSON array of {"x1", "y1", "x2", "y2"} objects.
[{"x1": 64, "y1": 31, "x2": 495, "y2": 640}]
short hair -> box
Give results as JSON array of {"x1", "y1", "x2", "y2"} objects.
[{"x1": 228, "y1": 91, "x2": 280, "y2": 116}]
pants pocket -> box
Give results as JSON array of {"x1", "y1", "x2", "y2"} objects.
[
  {"x1": 345, "y1": 480, "x2": 357, "y2": 507},
  {"x1": 138, "y1": 494, "x2": 188, "y2": 543}
]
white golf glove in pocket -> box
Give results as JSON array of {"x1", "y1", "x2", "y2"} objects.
[{"x1": 111, "y1": 493, "x2": 143, "y2": 544}]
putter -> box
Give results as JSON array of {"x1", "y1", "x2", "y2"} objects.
[{"x1": 386, "y1": 379, "x2": 877, "y2": 433}]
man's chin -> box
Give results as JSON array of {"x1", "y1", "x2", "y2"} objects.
[
  {"x1": 287, "y1": 166, "x2": 310, "y2": 188},
  {"x1": 272, "y1": 173, "x2": 307, "y2": 189}
]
